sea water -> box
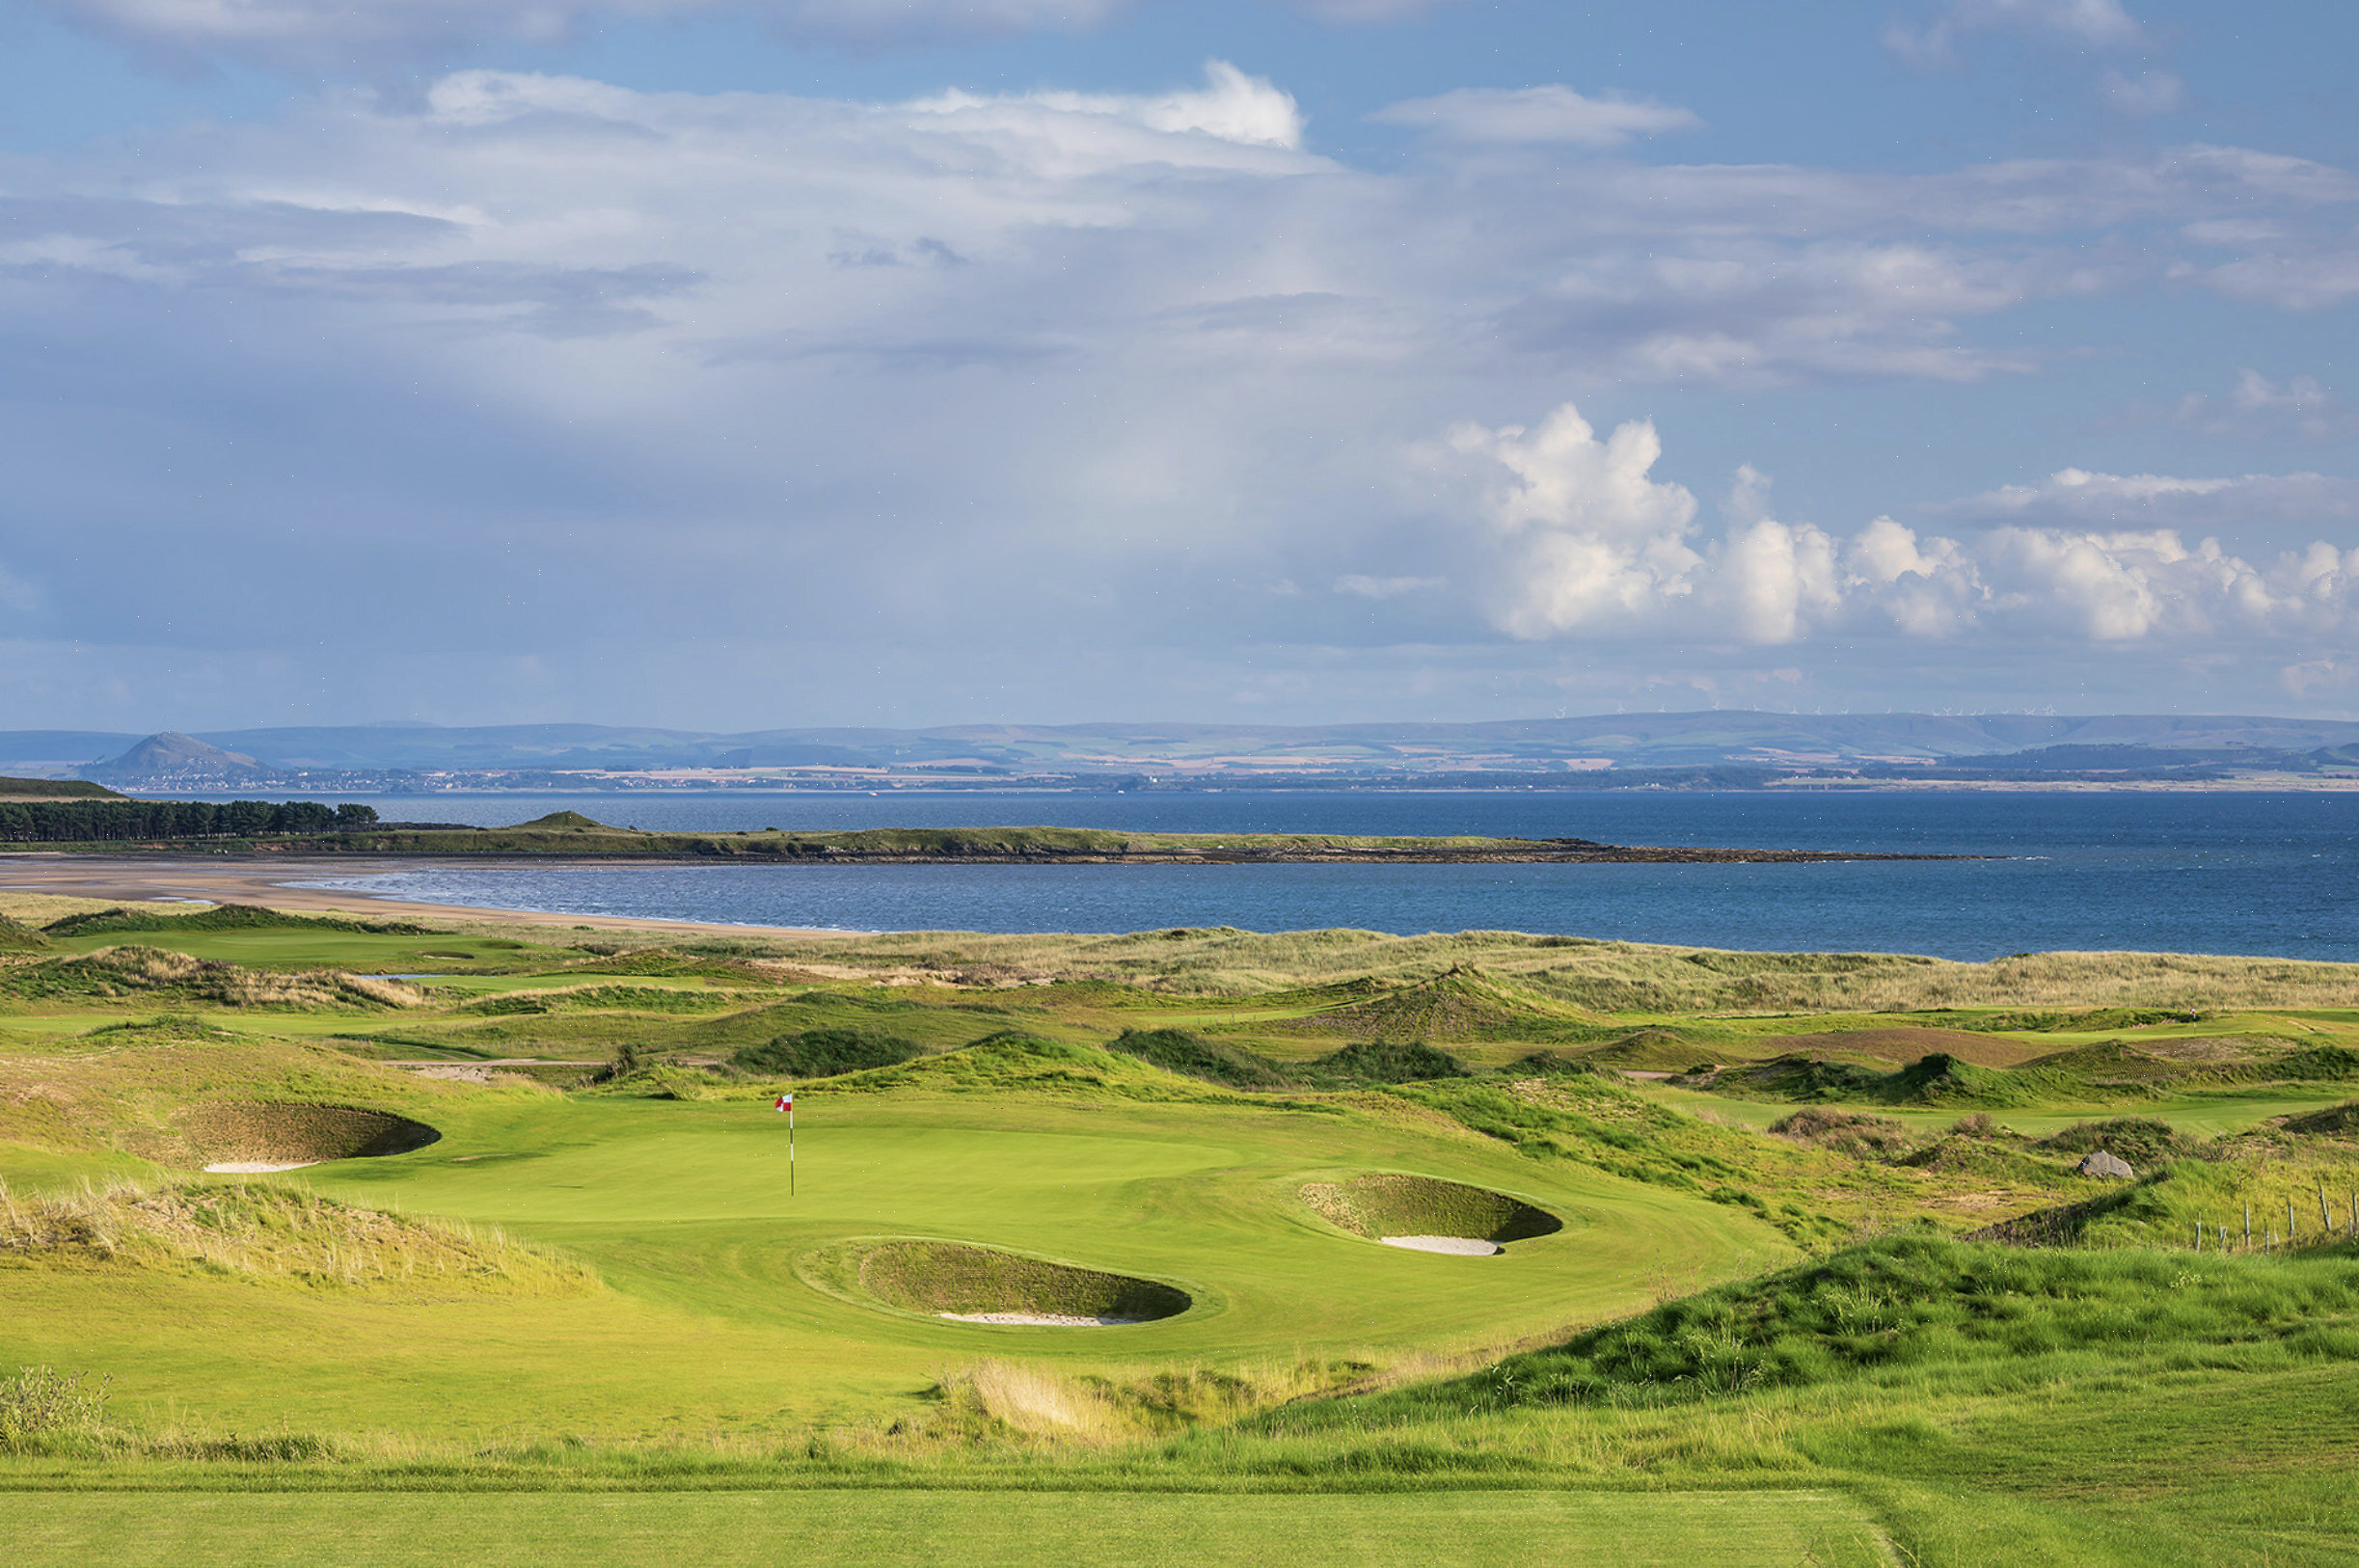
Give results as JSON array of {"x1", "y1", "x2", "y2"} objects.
[{"x1": 264, "y1": 790, "x2": 2359, "y2": 961}]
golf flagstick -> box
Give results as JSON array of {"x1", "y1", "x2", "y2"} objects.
[{"x1": 776, "y1": 1092, "x2": 795, "y2": 1196}]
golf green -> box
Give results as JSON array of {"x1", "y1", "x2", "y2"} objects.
[{"x1": 2, "y1": 1091, "x2": 1786, "y2": 1435}]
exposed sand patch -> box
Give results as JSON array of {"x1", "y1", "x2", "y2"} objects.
[
  {"x1": 1381, "y1": 1235, "x2": 1502, "y2": 1256},
  {"x1": 203, "y1": 1161, "x2": 317, "y2": 1174},
  {"x1": 938, "y1": 1311, "x2": 1145, "y2": 1326}
]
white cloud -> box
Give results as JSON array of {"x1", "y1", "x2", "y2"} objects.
[
  {"x1": 1939, "y1": 467, "x2": 2359, "y2": 527},
  {"x1": 2099, "y1": 68, "x2": 2185, "y2": 116},
  {"x1": 1284, "y1": 0, "x2": 1472, "y2": 17},
  {"x1": 1334, "y1": 574, "x2": 1444, "y2": 599},
  {"x1": 41, "y1": 0, "x2": 1481, "y2": 69},
  {"x1": 1370, "y1": 86, "x2": 1700, "y2": 147},
  {"x1": 1847, "y1": 517, "x2": 1985, "y2": 636},
  {"x1": 2192, "y1": 238, "x2": 2359, "y2": 311},
  {"x1": 1441, "y1": 404, "x2": 1701, "y2": 637},
  {"x1": 42, "y1": 0, "x2": 1128, "y2": 67},
  {"x1": 1886, "y1": 0, "x2": 2149, "y2": 68},
  {"x1": 1429, "y1": 404, "x2": 2357, "y2": 652},
  {"x1": 914, "y1": 60, "x2": 1304, "y2": 150},
  {"x1": 1979, "y1": 528, "x2": 2359, "y2": 642},
  {"x1": 2149, "y1": 369, "x2": 2353, "y2": 442}
]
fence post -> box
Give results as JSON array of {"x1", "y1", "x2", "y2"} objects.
[
  {"x1": 2319, "y1": 1182, "x2": 2333, "y2": 1232},
  {"x1": 2244, "y1": 1203, "x2": 2252, "y2": 1251}
]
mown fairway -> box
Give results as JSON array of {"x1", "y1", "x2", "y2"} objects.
[{"x1": 0, "y1": 1488, "x2": 1893, "y2": 1568}]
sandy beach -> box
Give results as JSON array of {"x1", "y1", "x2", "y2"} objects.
[{"x1": 0, "y1": 853, "x2": 865, "y2": 940}]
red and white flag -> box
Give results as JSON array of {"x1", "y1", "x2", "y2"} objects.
[{"x1": 774, "y1": 1094, "x2": 794, "y2": 1112}]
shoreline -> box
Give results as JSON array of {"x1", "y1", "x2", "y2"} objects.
[{"x1": 0, "y1": 854, "x2": 871, "y2": 940}]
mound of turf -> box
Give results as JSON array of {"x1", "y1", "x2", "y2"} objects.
[
  {"x1": 509, "y1": 810, "x2": 612, "y2": 829},
  {"x1": 733, "y1": 1027, "x2": 925, "y2": 1077},
  {"x1": 0, "y1": 913, "x2": 46, "y2": 952},
  {"x1": 855, "y1": 1240, "x2": 1190, "y2": 1322},
  {"x1": 831, "y1": 1035, "x2": 1248, "y2": 1102},
  {"x1": 1577, "y1": 1026, "x2": 1698, "y2": 1070},
  {"x1": 41, "y1": 903, "x2": 430, "y2": 938},
  {"x1": 2281, "y1": 1100, "x2": 2359, "y2": 1136},
  {"x1": 1342, "y1": 1231, "x2": 2359, "y2": 1417},
  {"x1": 1963, "y1": 1006, "x2": 2209, "y2": 1033},
  {"x1": 1769, "y1": 1106, "x2": 1920, "y2": 1160},
  {"x1": 1299, "y1": 1173, "x2": 1561, "y2": 1245},
  {"x1": 1273, "y1": 967, "x2": 1592, "y2": 1042},
  {"x1": 1307, "y1": 1040, "x2": 1472, "y2": 1085},
  {"x1": 2017, "y1": 1040, "x2": 2202, "y2": 1086},
  {"x1": 2034, "y1": 1116, "x2": 2197, "y2": 1166},
  {"x1": 1505, "y1": 1049, "x2": 1616, "y2": 1079},
  {"x1": 1891, "y1": 1133, "x2": 2074, "y2": 1186},
  {"x1": 2266, "y1": 1045, "x2": 2359, "y2": 1082},
  {"x1": 1684, "y1": 1053, "x2": 1886, "y2": 1102},
  {"x1": 1878, "y1": 1051, "x2": 2042, "y2": 1107},
  {"x1": 1104, "y1": 1028, "x2": 1295, "y2": 1090}
]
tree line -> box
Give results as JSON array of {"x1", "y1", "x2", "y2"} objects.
[{"x1": 0, "y1": 799, "x2": 379, "y2": 843}]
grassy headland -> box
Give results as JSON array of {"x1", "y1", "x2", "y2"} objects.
[{"x1": 1, "y1": 804, "x2": 1968, "y2": 862}]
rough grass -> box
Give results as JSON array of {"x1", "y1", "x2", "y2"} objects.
[
  {"x1": 731, "y1": 1028, "x2": 924, "y2": 1078},
  {"x1": 1967, "y1": 1157, "x2": 2359, "y2": 1251},
  {"x1": 1307, "y1": 1232, "x2": 2359, "y2": 1417},
  {"x1": 0, "y1": 947, "x2": 424, "y2": 1012},
  {"x1": 731, "y1": 929, "x2": 2359, "y2": 1014},
  {"x1": 1305, "y1": 1041, "x2": 1471, "y2": 1086},
  {"x1": 1102, "y1": 1028, "x2": 1296, "y2": 1090},
  {"x1": 1769, "y1": 1108, "x2": 1922, "y2": 1161},
  {"x1": 2030, "y1": 1116, "x2": 2196, "y2": 1166},
  {"x1": 0, "y1": 1176, "x2": 595, "y2": 1296}
]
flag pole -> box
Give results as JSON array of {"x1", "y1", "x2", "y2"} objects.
[{"x1": 789, "y1": 1095, "x2": 796, "y2": 1199}]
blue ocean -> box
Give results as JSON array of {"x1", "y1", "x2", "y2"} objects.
[{"x1": 263, "y1": 790, "x2": 2359, "y2": 962}]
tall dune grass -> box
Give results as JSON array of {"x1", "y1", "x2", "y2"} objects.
[
  {"x1": 699, "y1": 927, "x2": 2359, "y2": 1014},
  {"x1": 0, "y1": 1176, "x2": 595, "y2": 1295}
]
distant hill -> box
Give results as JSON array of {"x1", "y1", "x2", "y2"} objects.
[
  {"x1": 4, "y1": 711, "x2": 2358, "y2": 781},
  {"x1": 83, "y1": 732, "x2": 269, "y2": 786}
]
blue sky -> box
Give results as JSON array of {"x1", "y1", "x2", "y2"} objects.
[{"x1": 0, "y1": 0, "x2": 2354, "y2": 729}]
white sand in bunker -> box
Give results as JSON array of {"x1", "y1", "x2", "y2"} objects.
[
  {"x1": 203, "y1": 1161, "x2": 318, "y2": 1174},
  {"x1": 1381, "y1": 1235, "x2": 1502, "y2": 1256},
  {"x1": 937, "y1": 1311, "x2": 1147, "y2": 1327}
]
